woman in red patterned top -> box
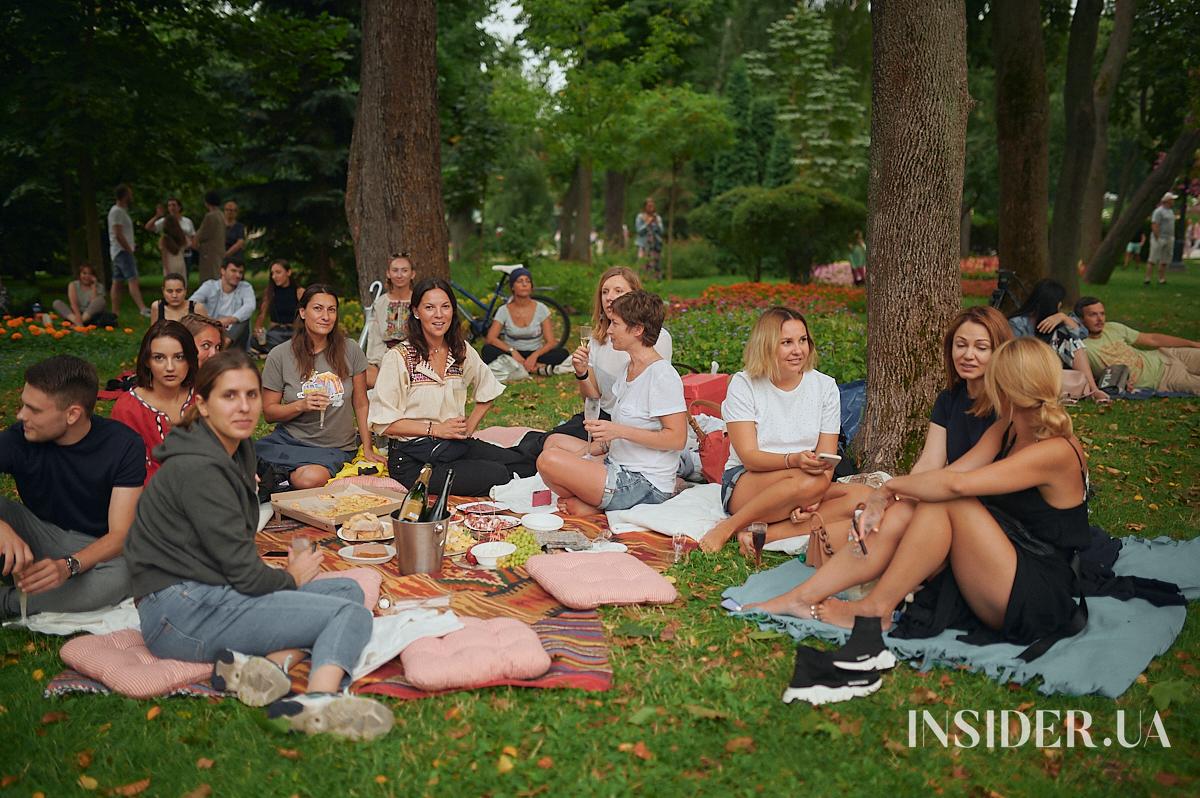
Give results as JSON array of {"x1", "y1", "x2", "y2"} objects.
[{"x1": 111, "y1": 320, "x2": 198, "y2": 482}]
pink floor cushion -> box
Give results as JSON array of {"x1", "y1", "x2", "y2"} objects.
[
  {"x1": 473, "y1": 425, "x2": 541, "y2": 448},
  {"x1": 525, "y1": 552, "x2": 679, "y2": 610},
  {"x1": 312, "y1": 567, "x2": 382, "y2": 610},
  {"x1": 60, "y1": 629, "x2": 211, "y2": 699},
  {"x1": 339, "y1": 474, "x2": 406, "y2": 493},
  {"x1": 400, "y1": 617, "x2": 551, "y2": 691}
]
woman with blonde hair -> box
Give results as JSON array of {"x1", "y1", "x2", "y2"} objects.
[
  {"x1": 700, "y1": 307, "x2": 841, "y2": 552},
  {"x1": 753, "y1": 338, "x2": 1091, "y2": 657}
]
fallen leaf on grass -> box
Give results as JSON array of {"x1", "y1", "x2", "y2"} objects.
[
  {"x1": 1041, "y1": 748, "x2": 1063, "y2": 779},
  {"x1": 374, "y1": 776, "x2": 388, "y2": 784},
  {"x1": 882, "y1": 736, "x2": 908, "y2": 756},
  {"x1": 40, "y1": 711, "x2": 68, "y2": 725},
  {"x1": 682, "y1": 704, "x2": 728, "y2": 720},
  {"x1": 76, "y1": 749, "x2": 93, "y2": 768},
  {"x1": 660, "y1": 621, "x2": 680, "y2": 641},
  {"x1": 631, "y1": 741, "x2": 653, "y2": 760},
  {"x1": 276, "y1": 748, "x2": 300, "y2": 760},
  {"x1": 629, "y1": 706, "x2": 658, "y2": 725},
  {"x1": 181, "y1": 785, "x2": 212, "y2": 798},
  {"x1": 1154, "y1": 772, "x2": 1182, "y2": 787},
  {"x1": 78, "y1": 775, "x2": 99, "y2": 790},
  {"x1": 1124, "y1": 522, "x2": 1146, "y2": 532},
  {"x1": 536, "y1": 757, "x2": 553, "y2": 769},
  {"x1": 950, "y1": 766, "x2": 969, "y2": 780},
  {"x1": 195, "y1": 758, "x2": 214, "y2": 770},
  {"x1": 447, "y1": 724, "x2": 472, "y2": 739},
  {"x1": 496, "y1": 754, "x2": 514, "y2": 774},
  {"x1": 1148, "y1": 679, "x2": 1191, "y2": 711},
  {"x1": 32, "y1": 669, "x2": 44, "y2": 681},
  {"x1": 0, "y1": 775, "x2": 20, "y2": 788},
  {"x1": 111, "y1": 778, "x2": 150, "y2": 796},
  {"x1": 724, "y1": 736, "x2": 755, "y2": 753},
  {"x1": 612, "y1": 620, "x2": 658, "y2": 639},
  {"x1": 502, "y1": 745, "x2": 518, "y2": 757},
  {"x1": 145, "y1": 706, "x2": 161, "y2": 721}
]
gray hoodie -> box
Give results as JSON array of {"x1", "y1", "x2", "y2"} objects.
[{"x1": 124, "y1": 419, "x2": 295, "y2": 598}]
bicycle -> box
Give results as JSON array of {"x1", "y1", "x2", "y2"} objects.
[
  {"x1": 988, "y1": 268, "x2": 1026, "y2": 316},
  {"x1": 451, "y1": 264, "x2": 572, "y2": 350}
]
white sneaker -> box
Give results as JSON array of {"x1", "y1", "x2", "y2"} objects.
[
  {"x1": 267, "y1": 693, "x2": 394, "y2": 741},
  {"x1": 211, "y1": 649, "x2": 291, "y2": 707}
]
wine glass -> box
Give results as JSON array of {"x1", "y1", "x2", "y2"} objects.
[
  {"x1": 583, "y1": 397, "x2": 600, "y2": 453},
  {"x1": 748, "y1": 522, "x2": 768, "y2": 568},
  {"x1": 451, "y1": 380, "x2": 468, "y2": 416},
  {"x1": 578, "y1": 325, "x2": 592, "y2": 348}
]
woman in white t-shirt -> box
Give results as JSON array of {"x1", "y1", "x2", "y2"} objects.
[
  {"x1": 700, "y1": 307, "x2": 842, "y2": 552},
  {"x1": 538, "y1": 291, "x2": 686, "y2": 515}
]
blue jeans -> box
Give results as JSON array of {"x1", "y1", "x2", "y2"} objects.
[
  {"x1": 137, "y1": 578, "x2": 371, "y2": 675},
  {"x1": 112, "y1": 250, "x2": 139, "y2": 282},
  {"x1": 720, "y1": 465, "x2": 747, "y2": 512},
  {"x1": 597, "y1": 461, "x2": 671, "y2": 511}
]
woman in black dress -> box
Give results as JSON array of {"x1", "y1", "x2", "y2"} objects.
[{"x1": 753, "y1": 337, "x2": 1090, "y2": 648}]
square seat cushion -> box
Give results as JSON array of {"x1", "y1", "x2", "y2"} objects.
[
  {"x1": 60, "y1": 629, "x2": 211, "y2": 699},
  {"x1": 524, "y1": 552, "x2": 679, "y2": 610},
  {"x1": 399, "y1": 617, "x2": 551, "y2": 691},
  {"x1": 312, "y1": 567, "x2": 382, "y2": 610}
]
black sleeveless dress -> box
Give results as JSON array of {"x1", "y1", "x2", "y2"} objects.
[{"x1": 895, "y1": 429, "x2": 1090, "y2": 649}]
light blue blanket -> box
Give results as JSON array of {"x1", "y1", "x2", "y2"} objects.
[{"x1": 722, "y1": 536, "x2": 1200, "y2": 698}]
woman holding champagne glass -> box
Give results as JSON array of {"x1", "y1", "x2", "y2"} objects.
[{"x1": 369, "y1": 278, "x2": 536, "y2": 496}]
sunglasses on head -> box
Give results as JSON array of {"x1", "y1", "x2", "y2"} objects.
[{"x1": 390, "y1": 251, "x2": 411, "y2": 259}]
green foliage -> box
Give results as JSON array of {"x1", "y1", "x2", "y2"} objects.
[
  {"x1": 709, "y1": 60, "x2": 760, "y2": 196},
  {"x1": 763, "y1": 128, "x2": 795, "y2": 188},
  {"x1": 744, "y1": 2, "x2": 869, "y2": 192},
  {"x1": 664, "y1": 238, "x2": 724, "y2": 279}
]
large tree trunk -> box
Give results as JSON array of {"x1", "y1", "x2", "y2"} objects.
[
  {"x1": 346, "y1": 0, "x2": 447, "y2": 305},
  {"x1": 568, "y1": 159, "x2": 593, "y2": 262},
  {"x1": 557, "y1": 166, "x2": 579, "y2": 260},
  {"x1": 77, "y1": 148, "x2": 103, "y2": 283},
  {"x1": 603, "y1": 170, "x2": 626, "y2": 255},
  {"x1": 992, "y1": 0, "x2": 1050, "y2": 288},
  {"x1": 858, "y1": 0, "x2": 968, "y2": 473},
  {"x1": 63, "y1": 172, "x2": 83, "y2": 271},
  {"x1": 1084, "y1": 122, "x2": 1200, "y2": 284},
  {"x1": 1079, "y1": 0, "x2": 1136, "y2": 268},
  {"x1": 1047, "y1": 0, "x2": 1102, "y2": 299}
]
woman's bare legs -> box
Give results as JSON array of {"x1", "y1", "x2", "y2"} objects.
[
  {"x1": 537, "y1": 447, "x2": 609, "y2": 516},
  {"x1": 736, "y1": 484, "x2": 873, "y2": 556},
  {"x1": 819, "y1": 498, "x2": 1017, "y2": 630},
  {"x1": 699, "y1": 470, "x2": 831, "y2": 552},
  {"x1": 745, "y1": 499, "x2": 916, "y2": 615}
]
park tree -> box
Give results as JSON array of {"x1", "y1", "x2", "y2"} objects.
[
  {"x1": 856, "y1": 0, "x2": 968, "y2": 473},
  {"x1": 709, "y1": 61, "x2": 761, "y2": 196},
  {"x1": 991, "y1": 0, "x2": 1050, "y2": 289},
  {"x1": 630, "y1": 87, "x2": 733, "y2": 279},
  {"x1": 345, "y1": 0, "x2": 448, "y2": 302}
]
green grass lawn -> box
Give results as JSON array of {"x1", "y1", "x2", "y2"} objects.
[{"x1": 1, "y1": 265, "x2": 1197, "y2": 796}]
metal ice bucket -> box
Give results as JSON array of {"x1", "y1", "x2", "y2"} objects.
[{"x1": 391, "y1": 514, "x2": 448, "y2": 575}]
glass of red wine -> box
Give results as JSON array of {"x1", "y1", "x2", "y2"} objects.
[{"x1": 748, "y1": 522, "x2": 768, "y2": 568}]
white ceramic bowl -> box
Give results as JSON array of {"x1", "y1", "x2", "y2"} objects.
[{"x1": 470, "y1": 541, "x2": 516, "y2": 569}]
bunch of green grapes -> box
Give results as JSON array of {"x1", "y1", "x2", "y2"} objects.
[{"x1": 498, "y1": 528, "x2": 540, "y2": 568}]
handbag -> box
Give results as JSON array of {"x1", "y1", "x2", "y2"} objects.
[
  {"x1": 1059, "y1": 369, "x2": 1090, "y2": 402},
  {"x1": 687, "y1": 399, "x2": 729, "y2": 485},
  {"x1": 1098, "y1": 364, "x2": 1129, "y2": 394}
]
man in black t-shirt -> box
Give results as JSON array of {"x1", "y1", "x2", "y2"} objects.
[{"x1": 0, "y1": 356, "x2": 145, "y2": 618}]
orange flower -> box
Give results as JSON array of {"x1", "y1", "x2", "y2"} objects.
[
  {"x1": 29, "y1": 326, "x2": 43, "y2": 336},
  {"x1": 6, "y1": 318, "x2": 22, "y2": 327},
  {"x1": 10, "y1": 332, "x2": 22, "y2": 340},
  {"x1": 104, "y1": 325, "x2": 114, "y2": 331},
  {"x1": 123, "y1": 327, "x2": 133, "y2": 334}
]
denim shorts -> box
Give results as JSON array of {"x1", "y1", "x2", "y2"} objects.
[
  {"x1": 111, "y1": 250, "x2": 139, "y2": 282},
  {"x1": 720, "y1": 465, "x2": 747, "y2": 512},
  {"x1": 597, "y1": 462, "x2": 671, "y2": 512}
]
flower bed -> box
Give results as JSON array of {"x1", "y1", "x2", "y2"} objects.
[{"x1": 1, "y1": 314, "x2": 135, "y2": 343}]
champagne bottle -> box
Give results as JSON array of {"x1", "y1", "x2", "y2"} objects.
[
  {"x1": 397, "y1": 463, "x2": 433, "y2": 522},
  {"x1": 421, "y1": 469, "x2": 454, "y2": 522}
]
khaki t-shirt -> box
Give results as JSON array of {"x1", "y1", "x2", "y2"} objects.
[
  {"x1": 263, "y1": 341, "x2": 368, "y2": 451},
  {"x1": 1084, "y1": 322, "x2": 1164, "y2": 390}
]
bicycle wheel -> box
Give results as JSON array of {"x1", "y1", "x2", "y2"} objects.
[{"x1": 533, "y1": 294, "x2": 571, "y2": 350}]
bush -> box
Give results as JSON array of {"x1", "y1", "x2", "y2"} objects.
[{"x1": 665, "y1": 238, "x2": 723, "y2": 279}]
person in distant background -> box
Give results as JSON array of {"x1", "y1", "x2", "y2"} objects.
[
  {"x1": 150, "y1": 273, "x2": 206, "y2": 323},
  {"x1": 53, "y1": 263, "x2": 107, "y2": 327},
  {"x1": 848, "y1": 230, "x2": 867, "y2": 286},
  {"x1": 1123, "y1": 231, "x2": 1146, "y2": 269},
  {"x1": 195, "y1": 191, "x2": 226, "y2": 283},
  {"x1": 144, "y1": 198, "x2": 196, "y2": 278},
  {"x1": 364, "y1": 254, "x2": 415, "y2": 388},
  {"x1": 1146, "y1": 192, "x2": 1177, "y2": 286},
  {"x1": 634, "y1": 198, "x2": 663, "y2": 278},
  {"x1": 108, "y1": 183, "x2": 150, "y2": 318},
  {"x1": 223, "y1": 200, "x2": 246, "y2": 265},
  {"x1": 254, "y1": 260, "x2": 304, "y2": 354},
  {"x1": 191, "y1": 261, "x2": 255, "y2": 350}
]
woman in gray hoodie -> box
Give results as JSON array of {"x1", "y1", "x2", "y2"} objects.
[{"x1": 124, "y1": 350, "x2": 392, "y2": 741}]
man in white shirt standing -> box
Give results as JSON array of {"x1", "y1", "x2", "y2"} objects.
[
  {"x1": 190, "y1": 260, "x2": 256, "y2": 350},
  {"x1": 107, "y1": 184, "x2": 150, "y2": 318},
  {"x1": 1146, "y1": 191, "x2": 1177, "y2": 286}
]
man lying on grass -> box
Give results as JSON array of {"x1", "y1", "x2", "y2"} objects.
[{"x1": 0, "y1": 355, "x2": 144, "y2": 618}]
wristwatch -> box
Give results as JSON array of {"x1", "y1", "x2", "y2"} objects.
[{"x1": 64, "y1": 555, "x2": 81, "y2": 579}]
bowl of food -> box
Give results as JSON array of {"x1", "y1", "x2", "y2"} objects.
[
  {"x1": 470, "y1": 541, "x2": 516, "y2": 569},
  {"x1": 338, "y1": 512, "x2": 392, "y2": 542}
]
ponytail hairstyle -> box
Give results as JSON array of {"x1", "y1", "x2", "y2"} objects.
[
  {"x1": 983, "y1": 338, "x2": 1073, "y2": 440},
  {"x1": 180, "y1": 349, "x2": 260, "y2": 428},
  {"x1": 591, "y1": 266, "x2": 643, "y2": 344},
  {"x1": 290, "y1": 284, "x2": 349, "y2": 379},
  {"x1": 405, "y1": 277, "x2": 466, "y2": 362}
]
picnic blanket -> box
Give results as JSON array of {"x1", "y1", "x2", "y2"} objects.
[
  {"x1": 47, "y1": 505, "x2": 680, "y2": 701},
  {"x1": 722, "y1": 536, "x2": 1200, "y2": 699}
]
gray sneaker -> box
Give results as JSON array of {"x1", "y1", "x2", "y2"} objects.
[
  {"x1": 211, "y1": 649, "x2": 292, "y2": 707},
  {"x1": 267, "y1": 693, "x2": 395, "y2": 741}
]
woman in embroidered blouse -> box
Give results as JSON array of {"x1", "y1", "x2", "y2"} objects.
[
  {"x1": 481, "y1": 267, "x2": 569, "y2": 375},
  {"x1": 369, "y1": 278, "x2": 535, "y2": 496},
  {"x1": 365, "y1": 253, "x2": 415, "y2": 388},
  {"x1": 111, "y1": 320, "x2": 198, "y2": 482}
]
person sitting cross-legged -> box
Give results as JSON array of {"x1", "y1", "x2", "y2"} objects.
[
  {"x1": 0, "y1": 356, "x2": 145, "y2": 618},
  {"x1": 124, "y1": 350, "x2": 393, "y2": 740}
]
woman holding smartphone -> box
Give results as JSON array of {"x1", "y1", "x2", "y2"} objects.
[
  {"x1": 123, "y1": 350, "x2": 393, "y2": 740},
  {"x1": 752, "y1": 338, "x2": 1092, "y2": 655},
  {"x1": 699, "y1": 307, "x2": 841, "y2": 552}
]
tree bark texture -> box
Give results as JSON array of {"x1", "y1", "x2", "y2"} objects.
[
  {"x1": 858, "y1": 0, "x2": 968, "y2": 474},
  {"x1": 77, "y1": 148, "x2": 102, "y2": 283},
  {"x1": 346, "y1": 0, "x2": 448, "y2": 305},
  {"x1": 568, "y1": 160, "x2": 593, "y2": 263},
  {"x1": 1047, "y1": 0, "x2": 1102, "y2": 299},
  {"x1": 1084, "y1": 122, "x2": 1200, "y2": 284},
  {"x1": 992, "y1": 0, "x2": 1050, "y2": 288},
  {"x1": 603, "y1": 170, "x2": 626, "y2": 254},
  {"x1": 1078, "y1": 0, "x2": 1136, "y2": 268}
]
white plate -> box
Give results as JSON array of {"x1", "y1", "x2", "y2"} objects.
[
  {"x1": 337, "y1": 544, "x2": 396, "y2": 564},
  {"x1": 336, "y1": 525, "x2": 394, "y2": 543},
  {"x1": 464, "y1": 514, "x2": 521, "y2": 533},
  {"x1": 520, "y1": 512, "x2": 563, "y2": 532},
  {"x1": 455, "y1": 500, "x2": 505, "y2": 515}
]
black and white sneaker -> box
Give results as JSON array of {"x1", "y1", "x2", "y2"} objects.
[
  {"x1": 782, "y1": 646, "x2": 882, "y2": 705},
  {"x1": 268, "y1": 693, "x2": 394, "y2": 741},
  {"x1": 830, "y1": 615, "x2": 897, "y2": 671}
]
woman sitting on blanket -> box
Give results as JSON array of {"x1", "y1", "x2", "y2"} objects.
[
  {"x1": 744, "y1": 306, "x2": 1014, "y2": 569},
  {"x1": 369, "y1": 277, "x2": 536, "y2": 496},
  {"x1": 751, "y1": 337, "x2": 1092, "y2": 652},
  {"x1": 1008, "y1": 278, "x2": 1108, "y2": 403},
  {"x1": 699, "y1": 307, "x2": 842, "y2": 552},
  {"x1": 481, "y1": 267, "x2": 570, "y2": 374},
  {"x1": 537, "y1": 290, "x2": 687, "y2": 515},
  {"x1": 256, "y1": 285, "x2": 384, "y2": 490},
  {"x1": 111, "y1": 320, "x2": 198, "y2": 483},
  {"x1": 124, "y1": 350, "x2": 393, "y2": 740}
]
